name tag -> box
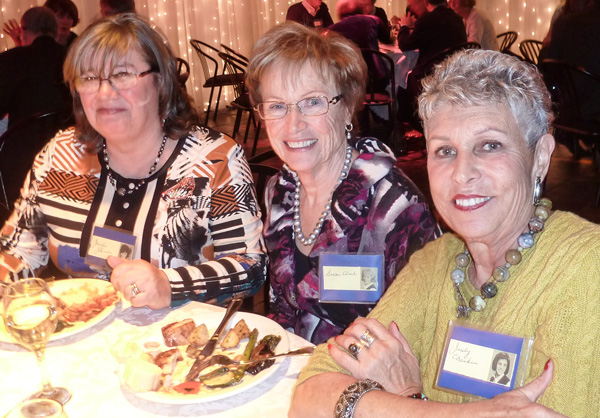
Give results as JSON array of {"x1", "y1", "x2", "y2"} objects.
[
  {"x1": 85, "y1": 226, "x2": 137, "y2": 272},
  {"x1": 319, "y1": 253, "x2": 383, "y2": 303},
  {"x1": 435, "y1": 320, "x2": 533, "y2": 399}
]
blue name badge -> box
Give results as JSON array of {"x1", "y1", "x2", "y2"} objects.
[
  {"x1": 85, "y1": 226, "x2": 137, "y2": 272},
  {"x1": 435, "y1": 320, "x2": 534, "y2": 399},
  {"x1": 319, "y1": 253, "x2": 384, "y2": 304}
]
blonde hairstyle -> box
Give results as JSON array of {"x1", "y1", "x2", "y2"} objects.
[
  {"x1": 63, "y1": 13, "x2": 198, "y2": 153},
  {"x1": 246, "y1": 22, "x2": 366, "y2": 116},
  {"x1": 419, "y1": 49, "x2": 553, "y2": 148}
]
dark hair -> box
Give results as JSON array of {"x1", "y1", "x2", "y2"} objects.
[
  {"x1": 101, "y1": 0, "x2": 136, "y2": 15},
  {"x1": 247, "y1": 22, "x2": 366, "y2": 117},
  {"x1": 44, "y1": 0, "x2": 79, "y2": 26},
  {"x1": 427, "y1": 0, "x2": 448, "y2": 6},
  {"x1": 119, "y1": 244, "x2": 132, "y2": 257},
  {"x1": 22, "y1": 7, "x2": 58, "y2": 38},
  {"x1": 63, "y1": 13, "x2": 199, "y2": 153},
  {"x1": 492, "y1": 352, "x2": 511, "y2": 375}
]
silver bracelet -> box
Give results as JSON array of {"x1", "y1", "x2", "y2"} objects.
[{"x1": 334, "y1": 379, "x2": 384, "y2": 418}]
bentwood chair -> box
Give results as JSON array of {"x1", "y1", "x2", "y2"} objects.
[
  {"x1": 496, "y1": 31, "x2": 518, "y2": 54},
  {"x1": 220, "y1": 44, "x2": 249, "y2": 65},
  {"x1": 519, "y1": 40, "x2": 543, "y2": 65},
  {"x1": 539, "y1": 59, "x2": 600, "y2": 204},
  {"x1": 218, "y1": 51, "x2": 261, "y2": 157},
  {"x1": 0, "y1": 109, "x2": 74, "y2": 221},
  {"x1": 190, "y1": 39, "x2": 244, "y2": 125},
  {"x1": 360, "y1": 49, "x2": 399, "y2": 152},
  {"x1": 175, "y1": 57, "x2": 190, "y2": 89}
]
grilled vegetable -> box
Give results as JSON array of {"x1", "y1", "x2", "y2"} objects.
[
  {"x1": 204, "y1": 328, "x2": 258, "y2": 389},
  {"x1": 247, "y1": 334, "x2": 282, "y2": 375}
]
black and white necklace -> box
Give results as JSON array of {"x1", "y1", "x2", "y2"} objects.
[
  {"x1": 292, "y1": 145, "x2": 353, "y2": 246},
  {"x1": 102, "y1": 135, "x2": 168, "y2": 196}
]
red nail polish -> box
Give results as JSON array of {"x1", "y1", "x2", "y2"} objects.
[
  {"x1": 545, "y1": 359, "x2": 551, "y2": 370},
  {"x1": 328, "y1": 344, "x2": 332, "y2": 350}
]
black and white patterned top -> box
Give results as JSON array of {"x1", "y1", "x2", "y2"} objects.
[{"x1": 0, "y1": 126, "x2": 266, "y2": 306}]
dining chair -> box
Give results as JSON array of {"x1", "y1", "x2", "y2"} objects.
[
  {"x1": 496, "y1": 31, "x2": 518, "y2": 54},
  {"x1": 175, "y1": 57, "x2": 190, "y2": 89},
  {"x1": 538, "y1": 59, "x2": 600, "y2": 204},
  {"x1": 360, "y1": 48, "x2": 399, "y2": 153},
  {"x1": 190, "y1": 39, "x2": 244, "y2": 125},
  {"x1": 518, "y1": 40, "x2": 543, "y2": 65},
  {"x1": 218, "y1": 51, "x2": 262, "y2": 157},
  {"x1": 0, "y1": 109, "x2": 74, "y2": 220},
  {"x1": 220, "y1": 44, "x2": 249, "y2": 65}
]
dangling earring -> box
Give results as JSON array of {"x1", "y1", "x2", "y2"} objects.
[
  {"x1": 345, "y1": 123, "x2": 353, "y2": 141},
  {"x1": 533, "y1": 176, "x2": 542, "y2": 205}
]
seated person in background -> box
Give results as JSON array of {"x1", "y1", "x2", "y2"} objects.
[
  {"x1": 328, "y1": 0, "x2": 393, "y2": 50},
  {"x1": 366, "y1": 0, "x2": 392, "y2": 42},
  {"x1": 391, "y1": 0, "x2": 428, "y2": 28},
  {"x1": 286, "y1": 0, "x2": 334, "y2": 28},
  {"x1": 43, "y1": 0, "x2": 79, "y2": 47},
  {"x1": 245, "y1": 22, "x2": 439, "y2": 345},
  {"x1": 449, "y1": 0, "x2": 498, "y2": 50},
  {"x1": 541, "y1": 0, "x2": 587, "y2": 47},
  {"x1": 0, "y1": 7, "x2": 71, "y2": 130},
  {"x1": 0, "y1": 14, "x2": 267, "y2": 311},
  {"x1": 290, "y1": 49, "x2": 600, "y2": 418},
  {"x1": 101, "y1": 0, "x2": 136, "y2": 17}
]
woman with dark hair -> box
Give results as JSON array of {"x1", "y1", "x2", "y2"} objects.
[
  {"x1": 43, "y1": 0, "x2": 79, "y2": 47},
  {"x1": 489, "y1": 352, "x2": 511, "y2": 385},
  {"x1": 0, "y1": 14, "x2": 266, "y2": 310}
]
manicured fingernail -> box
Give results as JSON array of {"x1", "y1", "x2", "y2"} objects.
[
  {"x1": 391, "y1": 321, "x2": 398, "y2": 330},
  {"x1": 545, "y1": 359, "x2": 551, "y2": 370},
  {"x1": 328, "y1": 344, "x2": 332, "y2": 351}
]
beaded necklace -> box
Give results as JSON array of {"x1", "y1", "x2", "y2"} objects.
[
  {"x1": 103, "y1": 135, "x2": 168, "y2": 196},
  {"x1": 292, "y1": 145, "x2": 353, "y2": 246},
  {"x1": 450, "y1": 197, "x2": 552, "y2": 318}
]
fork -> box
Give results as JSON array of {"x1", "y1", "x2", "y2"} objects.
[{"x1": 199, "y1": 346, "x2": 315, "y2": 369}]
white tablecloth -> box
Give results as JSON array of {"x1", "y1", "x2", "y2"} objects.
[{"x1": 0, "y1": 301, "x2": 312, "y2": 417}]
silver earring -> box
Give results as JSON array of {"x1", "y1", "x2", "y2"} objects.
[
  {"x1": 533, "y1": 176, "x2": 542, "y2": 205},
  {"x1": 345, "y1": 123, "x2": 353, "y2": 141}
]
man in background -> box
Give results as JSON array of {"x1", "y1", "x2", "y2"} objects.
[
  {"x1": 101, "y1": 0, "x2": 136, "y2": 17},
  {"x1": 286, "y1": 0, "x2": 334, "y2": 28}
]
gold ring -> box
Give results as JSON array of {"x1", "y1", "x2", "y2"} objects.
[
  {"x1": 131, "y1": 283, "x2": 140, "y2": 297},
  {"x1": 360, "y1": 329, "x2": 376, "y2": 348}
]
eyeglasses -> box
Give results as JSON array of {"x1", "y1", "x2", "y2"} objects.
[
  {"x1": 74, "y1": 68, "x2": 158, "y2": 94},
  {"x1": 254, "y1": 95, "x2": 343, "y2": 120}
]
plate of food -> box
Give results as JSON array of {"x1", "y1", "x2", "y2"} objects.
[
  {"x1": 114, "y1": 310, "x2": 290, "y2": 404},
  {"x1": 0, "y1": 278, "x2": 120, "y2": 343}
]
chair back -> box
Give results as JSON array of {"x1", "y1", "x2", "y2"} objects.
[
  {"x1": 218, "y1": 51, "x2": 247, "y2": 100},
  {"x1": 518, "y1": 40, "x2": 543, "y2": 65},
  {"x1": 190, "y1": 39, "x2": 220, "y2": 81},
  {"x1": 361, "y1": 49, "x2": 395, "y2": 103},
  {"x1": 496, "y1": 31, "x2": 518, "y2": 53},
  {"x1": 0, "y1": 110, "x2": 74, "y2": 213},
  {"x1": 175, "y1": 57, "x2": 190, "y2": 88},
  {"x1": 220, "y1": 44, "x2": 249, "y2": 65}
]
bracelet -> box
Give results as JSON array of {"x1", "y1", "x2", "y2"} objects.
[
  {"x1": 410, "y1": 392, "x2": 429, "y2": 401},
  {"x1": 334, "y1": 379, "x2": 384, "y2": 418}
]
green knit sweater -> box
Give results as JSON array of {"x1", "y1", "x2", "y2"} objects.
[{"x1": 297, "y1": 211, "x2": 600, "y2": 417}]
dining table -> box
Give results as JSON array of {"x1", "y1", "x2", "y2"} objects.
[{"x1": 0, "y1": 298, "x2": 313, "y2": 418}]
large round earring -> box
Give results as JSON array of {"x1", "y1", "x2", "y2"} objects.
[
  {"x1": 345, "y1": 123, "x2": 353, "y2": 141},
  {"x1": 533, "y1": 176, "x2": 543, "y2": 205}
]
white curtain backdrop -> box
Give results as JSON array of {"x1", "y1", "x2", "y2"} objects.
[{"x1": 0, "y1": 0, "x2": 561, "y2": 112}]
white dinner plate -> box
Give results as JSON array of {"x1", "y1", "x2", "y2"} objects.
[
  {"x1": 0, "y1": 278, "x2": 119, "y2": 343},
  {"x1": 129, "y1": 310, "x2": 290, "y2": 404}
]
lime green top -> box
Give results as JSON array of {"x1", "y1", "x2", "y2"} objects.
[{"x1": 297, "y1": 211, "x2": 600, "y2": 417}]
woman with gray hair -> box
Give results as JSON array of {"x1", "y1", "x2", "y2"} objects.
[
  {"x1": 0, "y1": 14, "x2": 266, "y2": 310},
  {"x1": 290, "y1": 49, "x2": 600, "y2": 417}
]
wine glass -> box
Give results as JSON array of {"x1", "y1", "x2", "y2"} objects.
[
  {"x1": 3, "y1": 279, "x2": 71, "y2": 405},
  {"x1": 3, "y1": 399, "x2": 68, "y2": 418}
]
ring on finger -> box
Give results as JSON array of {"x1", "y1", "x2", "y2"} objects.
[
  {"x1": 348, "y1": 340, "x2": 366, "y2": 357},
  {"x1": 131, "y1": 282, "x2": 140, "y2": 298},
  {"x1": 360, "y1": 329, "x2": 376, "y2": 348}
]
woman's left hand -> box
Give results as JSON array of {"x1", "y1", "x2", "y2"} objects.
[
  {"x1": 329, "y1": 317, "x2": 422, "y2": 396},
  {"x1": 107, "y1": 256, "x2": 171, "y2": 309}
]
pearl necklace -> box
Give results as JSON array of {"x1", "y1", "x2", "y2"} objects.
[
  {"x1": 103, "y1": 135, "x2": 168, "y2": 196},
  {"x1": 292, "y1": 145, "x2": 353, "y2": 246},
  {"x1": 451, "y1": 197, "x2": 552, "y2": 318}
]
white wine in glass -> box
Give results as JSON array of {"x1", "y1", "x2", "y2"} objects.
[{"x1": 3, "y1": 279, "x2": 71, "y2": 405}]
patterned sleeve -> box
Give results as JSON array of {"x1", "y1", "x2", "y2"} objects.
[
  {"x1": 0, "y1": 141, "x2": 54, "y2": 279},
  {"x1": 164, "y1": 143, "x2": 267, "y2": 306}
]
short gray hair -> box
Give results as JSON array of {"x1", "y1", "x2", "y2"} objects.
[{"x1": 418, "y1": 49, "x2": 553, "y2": 148}]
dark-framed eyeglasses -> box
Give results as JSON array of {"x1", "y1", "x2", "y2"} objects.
[
  {"x1": 74, "y1": 68, "x2": 158, "y2": 94},
  {"x1": 254, "y1": 95, "x2": 343, "y2": 120}
]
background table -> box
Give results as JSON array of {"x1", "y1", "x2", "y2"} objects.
[{"x1": 0, "y1": 301, "x2": 312, "y2": 417}]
